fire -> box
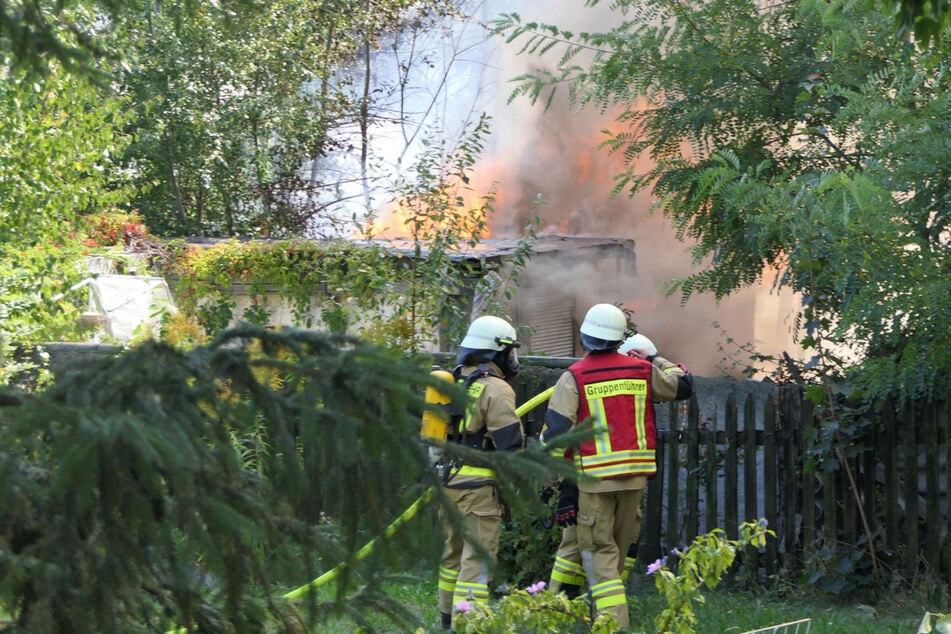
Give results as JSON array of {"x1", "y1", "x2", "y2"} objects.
[
  {"x1": 364, "y1": 158, "x2": 509, "y2": 241},
  {"x1": 363, "y1": 102, "x2": 642, "y2": 241}
]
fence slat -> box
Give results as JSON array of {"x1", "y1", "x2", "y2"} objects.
[
  {"x1": 763, "y1": 396, "x2": 778, "y2": 576},
  {"x1": 926, "y1": 403, "x2": 940, "y2": 568},
  {"x1": 743, "y1": 394, "x2": 760, "y2": 581},
  {"x1": 944, "y1": 402, "x2": 951, "y2": 576},
  {"x1": 781, "y1": 387, "x2": 800, "y2": 572},
  {"x1": 666, "y1": 400, "x2": 682, "y2": 553},
  {"x1": 883, "y1": 399, "x2": 899, "y2": 551},
  {"x1": 801, "y1": 397, "x2": 816, "y2": 555},
  {"x1": 705, "y1": 411, "x2": 718, "y2": 536},
  {"x1": 725, "y1": 393, "x2": 739, "y2": 540},
  {"x1": 904, "y1": 408, "x2": 919, "y2": 579},
  {"x1": 686, "y1": 395, "x2": 700, "y2": 543}
]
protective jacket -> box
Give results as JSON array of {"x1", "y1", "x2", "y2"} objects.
[
  {"x1": 444, "y1": 362, "x2": 523, "y2": 488},
  {"x1": 568, "y1": 353, "x2": 658, "y2": 480}
]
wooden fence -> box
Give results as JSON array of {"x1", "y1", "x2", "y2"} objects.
[
  {"x1": 633, "y1": 384, "x2": 951, "y2": 585},
  {"x1": 38, "y1": 349, "x2": 951, "y2": 584}
]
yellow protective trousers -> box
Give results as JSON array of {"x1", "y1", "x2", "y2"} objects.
[
  {"x1": 577, "y1": 488, "x2": 644, "y2": 631},
  {"x1": 438, "y1": 485, "x2": 502, "y2": 622}
]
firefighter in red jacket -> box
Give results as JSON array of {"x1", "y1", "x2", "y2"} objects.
[
  {"x1": 437, "y1": 315, "x2": 524, "y2": 630},
  {"x1": 542, "y1": 304, "x2": 692, "y2": 631}
]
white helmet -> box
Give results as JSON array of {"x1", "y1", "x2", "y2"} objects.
[
  {"x1": 459, "y1": 315, "x2": 518, "y2": 351},
  {"x1": 579, "y1": 303, "x2": 627, "y2": 347},
  {"x1": 619, "y1": 333, "x2": 657, "y2": 357}
]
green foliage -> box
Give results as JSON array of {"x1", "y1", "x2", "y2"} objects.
[
  {"x1": 0, "y1": 64, "x2": 135, "y2": 379},
  {"x1": 108, "y1": 0, "x2": 467, "y2": 237},
  {"x1": 802, "y1": 539, "x2": 882, "y2": 596},
  {"x1": 458, "y1": 520, "x2": 775, "y2": 634},
  {"x1": 493, "y1": 0, "x2": 951, "y2": 406},
  {"x1": 164, "y1": 238, "x2": 397, "y2": 335},
  {"x1": 650, "y1": 520, "x2": 776, "y2": 634},
  {"x1": 497, "y1": 499, "x2": 562, "y2": 589},
  {"x1": 454, "y1": 586, "x2": 618, "y2": 633},
  {"x1": 0, "y1": 325, "x2": 567, "y2": 631},
  {"x1": 878, "y1": 0, "x2": 951, "y2": 47},
  {"x1": 0, "y1": 0, "x2": 260, "y2": 79}
]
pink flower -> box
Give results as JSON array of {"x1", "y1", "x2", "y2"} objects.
[
  {"x1": 526, "y1": 581, "x2": 546, "y2": 594},
  {"x1": 646, "y1": 557, "x2": 668, "y2": 575},
  {"x1": 454, "y1": 600, "x2": 472, "y2": 614}
]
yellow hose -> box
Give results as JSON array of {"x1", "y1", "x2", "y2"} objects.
[
  {"x1": 281, "y1": 385, "x2": 554, "y2": 599},
  {"x1": 169, "y1": 386, "x2": 555, "y2": 631}
]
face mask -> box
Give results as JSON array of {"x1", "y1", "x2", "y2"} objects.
[{"x1": 503, "y1": 347, "x2": 520, "y2": 379}]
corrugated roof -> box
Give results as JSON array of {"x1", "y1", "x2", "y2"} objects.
[
  {"x1": 359, "y1": 234, "x2": 635, "y2": 264},
  {"x1": 185, "y1": 234, "x2": 636, "y2": 267}
]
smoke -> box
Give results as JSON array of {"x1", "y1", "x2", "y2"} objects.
[{"x1": 464, "y1": 0, "x2": 803, "y2": 377}]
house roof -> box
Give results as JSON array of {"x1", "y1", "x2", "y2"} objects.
[
  {"x1": 358, "y1": 234, "x2": 636, "y2": 266},
  {"x1": 184, "y1": 234, "x2": 636, "y2": 268}
]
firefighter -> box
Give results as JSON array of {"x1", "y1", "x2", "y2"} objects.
[
  {"x1": 548, "y1": 331, "x2": 692, "y2": 599},
  {"x1": 542, "y1": 304, "x2": 692, "y2": 631},
  {"x1": 437, "y1": 315, "x2": 525, "y2": 630}
]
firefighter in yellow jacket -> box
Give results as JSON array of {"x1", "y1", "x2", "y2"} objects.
[
  {"x1": 542, "y1": 304, "x2": 692, "y2": 631},
  {"x1": 437, "y1": 315, "x2": 524, "y2": 630}
]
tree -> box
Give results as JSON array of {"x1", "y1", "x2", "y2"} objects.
[
  {"x1": 112, "y1": 0, "x2": 477, "y2": 238},
  {"x1": 494, "y1": 0, "x2": 951, "y2": 404},
  {"x1": 0, "y1": 0, "x2": 257, "y2": 79},
  {"x1": 0, "y1": 63, "x2": 134, "y2": 383},
  {"x1": 0, "y1": 326, "x2": 563, "y2": 631}
]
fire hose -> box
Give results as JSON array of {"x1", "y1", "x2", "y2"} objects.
[
  {"x1": 166, "y1": 387, "x2": 554, "y2": 631},
  {"x1": 282, "y1": 385, "x2": 554, "y2": 599}
]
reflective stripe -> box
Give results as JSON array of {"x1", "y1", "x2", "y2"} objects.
[
  {"x1": 551, "y1": 556, "x2": 586, "y2": 585},
  {"x1": 622, "y1": 557, "x2": 636, "y2": 582},
  {"x1": 452, "y1": 580, "x2": 490, "y2": 603},
  {"x1": 591, "y1": 578, "x2": 627, "y2": 609},
  {"x1": 457, "y1": 465, "x2": 495, "y2": 478},
  {"x1": 459, "y1": 382, "x2": 486, "y2": 433},
  {"x1": 574, "y1": 448, "x2": 657, "y2": 478},
  {"x1": 439, "y1": 566, "x2": 459, "y2": 593},
  {"x1": 582, "y1": 378, "x2": 652, "y2": 477}
]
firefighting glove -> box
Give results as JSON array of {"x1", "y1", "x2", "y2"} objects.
[
  {"x1": 555, "y1": 482, "x2": 579, "y2": 527},
  {"x1": 540, "y1": 484, "x2": 557, "y2": 529}
]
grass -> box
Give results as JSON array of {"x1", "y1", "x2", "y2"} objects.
[
  {"x1": 625, "y1": 576, "x2": 925, "y2": 633},
  {"x1": 311, "y1": 574, "x2": 936, "y2": 633}
]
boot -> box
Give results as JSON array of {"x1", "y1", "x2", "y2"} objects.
[{"x1": 440, "y1": 611, "x2": 452, "y2": 630}]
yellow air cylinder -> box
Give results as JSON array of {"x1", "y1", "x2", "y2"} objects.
[{"x1": 420, "y1": 370, "x2": 454, "y2": 441}]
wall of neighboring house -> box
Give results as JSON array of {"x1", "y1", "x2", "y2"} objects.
[{"x1": 209, "y1": 237, "x2": 641, "y2": 356}]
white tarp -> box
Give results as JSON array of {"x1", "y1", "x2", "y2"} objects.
[{"x1": 86, "y1": 275, "x2": 177, "y2": 342}]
